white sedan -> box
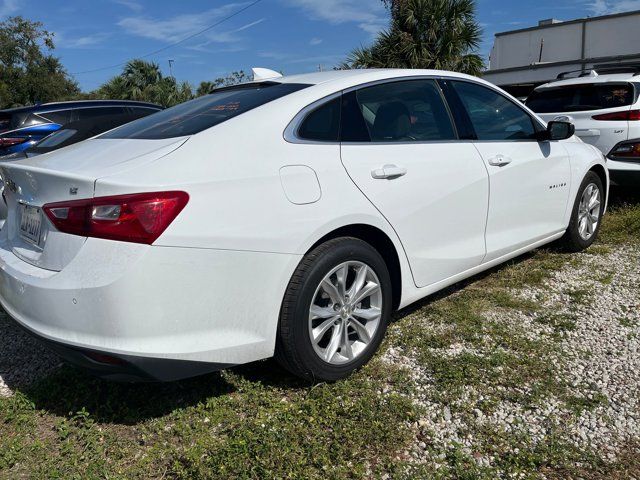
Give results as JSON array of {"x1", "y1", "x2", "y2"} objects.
[{"x1": 0, "y1": 69, "x2": 608, "y2": 382}]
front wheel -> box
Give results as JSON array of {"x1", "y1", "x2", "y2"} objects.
[
  {"x1": 275, "y1": 237, "x2": 392, "y2": 382},
  {"x1": 561, "y1": 171, "x2": 604, "y2": 252}
]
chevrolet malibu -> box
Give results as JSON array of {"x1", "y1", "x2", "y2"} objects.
[{"x1": 0, "y1": 69, "x2": 608, "y2": 382}]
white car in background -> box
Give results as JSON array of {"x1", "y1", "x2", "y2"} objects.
[
  {"x1": 526, "y1": 69, "x2": 640, "y2": 186},
  {"x1": 0, "y1": 69, "x2": 607, "y2": 382}
]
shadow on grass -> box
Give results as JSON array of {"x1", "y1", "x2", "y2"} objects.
[
  {"x1": 20, "y1": 358, "x2": 309, "y2": 426},
  {"x1": 608, "y1": 185, "x2": 640, "y2": 208}
]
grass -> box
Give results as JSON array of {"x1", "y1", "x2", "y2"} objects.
[{"x1": 1, "y1": 190, "x2": 640, "y2": 479}]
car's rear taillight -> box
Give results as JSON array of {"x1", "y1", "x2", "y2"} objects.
[
  {"x1": 592, "y1": 110, "x2": 640, "y2": 121},
  {"x1": 43, "y1": 191, "x2": 189, "y2": 244},
  {"x1": 608, "y1": 141, "x2": 640, "y2": 160},
  {"x1": 0, "y1": 137, "x2": 28, "y2": 147}
]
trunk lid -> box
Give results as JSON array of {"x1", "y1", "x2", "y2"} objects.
[{"x1": 0, "y1": 137, "x2": 187, "y2": 271}]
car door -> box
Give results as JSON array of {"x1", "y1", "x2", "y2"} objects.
[
  {"x1": 442, "y1": 79, "x2": 571, "y2": 262},
  {"x1": 340, "y1": 79, "x2": 489, "y2": 288}
]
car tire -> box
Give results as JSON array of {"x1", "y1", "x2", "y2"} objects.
[
  {"x1": 561, "y1": 171, "x2": 604, "y2": 252},
  {"x1": 275, "y1": 237, "x2": 392, "y2": 382}
]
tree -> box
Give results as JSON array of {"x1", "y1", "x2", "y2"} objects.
[
  {"x1": 343, "y1": 0, "x2": 484, "y2": 75},
  {"x1": 196, "y1": 70, "x2": 249, "y2": 97},
  {"x1": 0, "y1": 16, "x2": 79, "y2": 107},
  {"x1": 95, "y1": 59, "x2": 193, "y2": 107}
]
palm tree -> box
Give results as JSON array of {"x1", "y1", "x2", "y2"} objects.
[
  {"x1": 121, "y1": 60, "x2": 163, "y2": 101},
  {"x1": 344, "y1": 0, "x2": 484, "y2": 76},
  {"x1": 94, "y1": 59, "x2": 194, "y2": 107}
]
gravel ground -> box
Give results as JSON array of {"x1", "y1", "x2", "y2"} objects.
[
  {"x1": 1, "y1": 242, "x2": 638, "y2": 477},
  {"x1": 543, "y1": 246, "x2": 640, "y2": 458},
  {"x1": 0, "y1": 310, "x2": 60, "y2": 398},
  {"x1": 382, "y1": 244, "x2": 640, "y2": 472}
]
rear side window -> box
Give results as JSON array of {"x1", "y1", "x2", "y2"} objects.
[
  {"x1": 343, "y1": 79, "x2": 456, "y2": 143},
  {"x1": 526, "y1": 83, "x2": 635, "y2": 113},
  {"x1": 298, "y1": 96, "x2": 341, "y2": 142},
  {"x1": 103, "y1": 83, "x2": 310, "y2": 140},
  {"x1": 40, "y1": 110, "x2": 73, "y2": 125},
  {"x1": 451, "y1": 81, "x2": 536, "y2": 141},
  {"x1": 74, "y1": 107, "x2": 127, "y2": 122}
]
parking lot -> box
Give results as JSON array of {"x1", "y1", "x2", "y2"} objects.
[{"x1": 0, "y1": 188, "x2": 638, "y2": 479}]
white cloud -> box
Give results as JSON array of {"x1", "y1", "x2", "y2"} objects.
[
  {"x1": 113, "y1": 0, "x2": 143, "y2": 12},
  {"x1": 587, "y1": 0, "x2": 640, "y2": 15},
  {"x1": 184, "y1": 18, "x2": 266, "y2": 53},
  {"x1": 282, "y1": 0, "x2": 387, "y2": 36},
  {"x1": 66, "y1": 34, "x2": 111, "y2": 48},
  {"x1": 118, "y1": 3, "x2": 251, "y2": 43},
  {"x1": 309, "y1": 37, "x2": 323, "y2": 46},
  {"x1": 55, "y1": 31, "x2": 111, "y2": 49},
  {"x1": 0, "y1": 0, "x2": 18, "y2": 17},
  {"x1": 258, "y1": 50, "x2": 343, "y2": 68}
]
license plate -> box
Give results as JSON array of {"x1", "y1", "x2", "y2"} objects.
[{"x1": 19, "y1": 204, "x2": 43, "y2": 245}]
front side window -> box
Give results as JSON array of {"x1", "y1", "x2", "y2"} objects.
[
  {"x1": 451, "y1": 81, "x2": 537, "y2": 141},
  {"x1": 102, "y1": 83, "x2": 310, "y2": 140},
  {"x1": 342, "y1": 79, "x2": 456, "y2": 143},
  {"x1": 526, "y1": 83, "x2": 635, "y2": 113}
]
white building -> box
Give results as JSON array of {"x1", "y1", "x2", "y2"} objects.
[{"x1": 483, "y1": 10, "x2": 640, "y2": 97}]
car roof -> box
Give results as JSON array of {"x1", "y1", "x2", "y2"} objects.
[
  {"x1": 274, "y1": 68, "x2": 479, "y2": 86},
  {"x1": 536, "y1": 73, "x2": 640, "y2": 90},
  {"x1": 0, "y1": 100, "x2": 163, "y2": 115}
]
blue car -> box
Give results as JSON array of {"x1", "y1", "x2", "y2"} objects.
[{"x1": 0, "y1": 100, "x2": 162, "y2": 156}]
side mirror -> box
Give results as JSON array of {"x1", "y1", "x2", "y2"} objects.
[{"x1": 544, "y1": 121, "x2": 575, "y2": 141}]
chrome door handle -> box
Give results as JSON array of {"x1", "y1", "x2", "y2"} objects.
[
  {"x1": 371, "y1": 164, "x2": 407, "y2": 179},
  {"x1": 488, "y1": 155, "x2": 512, "y2": 167}
]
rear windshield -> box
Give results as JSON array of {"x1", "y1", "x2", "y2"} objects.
[
  {"x1": 102, "y1": 83, "x2": 310, "y2": 140},
  {"x1": 526, "y1": 83, "x2": 635, "y2": 113}
]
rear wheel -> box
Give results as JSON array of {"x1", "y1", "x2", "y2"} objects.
[
  {"x1": 275, "y1": 237, "x2": 392, "y2": 382},
  {"x1": 561, "y1": 171, "x2": 604, "y2": 252}
]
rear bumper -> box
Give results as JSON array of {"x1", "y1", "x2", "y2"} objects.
[
  {"x1": 0, "y1": 237, "x2": 300, "y2": 381},
  {"x1": 608, "y1": 159, "x2": 640, "y2": 186},
  {"x1": 15, "y1": 320, "x2": 231, "y2": 382},
  {"x1": 609, "y1": 170, "x2": 640, "y2": 186}
]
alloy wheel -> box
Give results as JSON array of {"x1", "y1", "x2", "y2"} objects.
[
  {"x1": 308, "y1": 261, "x2": 383, "y2": 365},
  {"x1": 577, "y1": 183, "x2": 602, "y2": 241}
]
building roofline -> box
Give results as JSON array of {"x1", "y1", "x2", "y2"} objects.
[
  {"x1": 483, "y1": 53, "x2": 640, "y2": 77},
  {"x1": 495, "y1": 9, "x2": 640, "y2": 37}
]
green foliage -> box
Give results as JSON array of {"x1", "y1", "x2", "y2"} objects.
[
  {"x1": 94, "y1": 59, "x2": 194, "y2": 107},
  {"x1": 344, "y1": 0, "x2": 484, "y2": 75},
  {"x1": 196, "y1": 70, "x2": 249, "y2": 97},
  {"x1": 0, "y1": 16, "x2": 79, "y2": 107},
  {"x1": 94, "y1": 62, "x2": 250, "y2": 106}
]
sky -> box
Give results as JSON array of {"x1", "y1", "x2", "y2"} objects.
[{"x1": 1, "y1": 0, "x2": 638, "y2": 91}]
